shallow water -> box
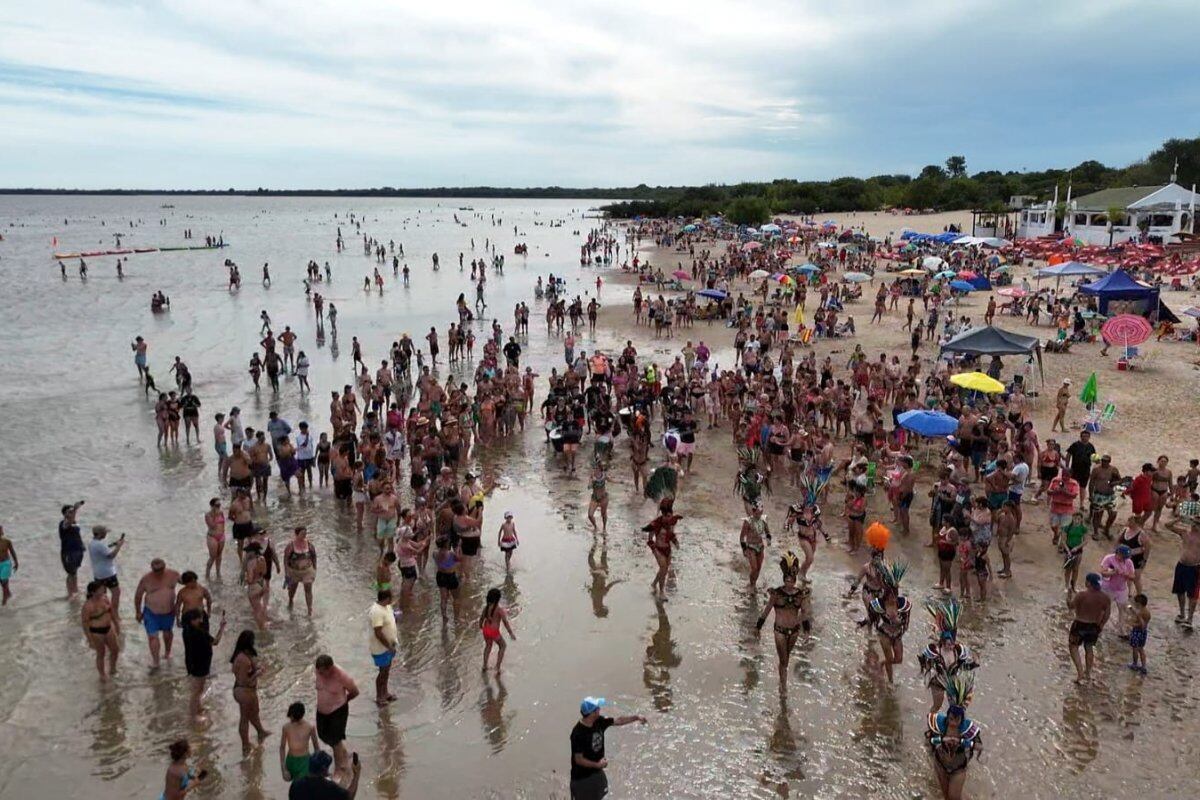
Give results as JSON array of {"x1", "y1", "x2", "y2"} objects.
[{"x1": 0, "y1": 196, "x2": 1195, "y2": 800}]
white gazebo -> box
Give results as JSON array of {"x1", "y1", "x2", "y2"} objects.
[{"x1": 1018, "y1": 181, "x2": 1198, "y2": 244}]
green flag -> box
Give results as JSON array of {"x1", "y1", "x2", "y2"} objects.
[{"x1": 1079, "y1": 372, "x2": 1098, "y2": 407}]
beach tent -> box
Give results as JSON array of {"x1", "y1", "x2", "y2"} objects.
[
  {"x1": 1078, "y1": 269, "x2": 1157, "y2": 316},
  {"x1": 967, "y1": 275, "x2": 992, "y2": 291},
  {"x1": 1034, "y1": 261, "x2": 1106, "y2": 279},
  {"x1": 940, "y1": 325, "x2": 1043, "y2": 383}
]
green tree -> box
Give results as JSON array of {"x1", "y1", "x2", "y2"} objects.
[
  {"x1": 919, "y1": 164, "x2": 947, "y2": 182},
  {"x1": 945, "y1": 155, "x2": 967, "y2": 178},
  {"x1": 725, "y1": 196, "x2": 771, "y2": 226}
]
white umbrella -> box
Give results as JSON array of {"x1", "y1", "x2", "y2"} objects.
[
  {"x1": 843, "y1": 271, "x2": 872, "y2": 283},
  {"x1": 980, "y1": 237, "x2": 1011, "y2": 248},
  {"x1": 748, "y1": 269, "x2": 769, "y2": 279},
  {"x1": 922, "y1": 256, "x2": 946, "y2": 270}
]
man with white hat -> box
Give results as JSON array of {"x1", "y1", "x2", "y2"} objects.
[{"x1": 569, "y1": 696, "x2": 646, "y2": 799}]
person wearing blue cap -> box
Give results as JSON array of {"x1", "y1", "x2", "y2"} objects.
[
  {"x1": 288, "y1": 749, "x2": 360, "y2": 800},
  {"x1": 1067, "y1": 572, "x2": 1112, "y2": 683},
  {"x1": 569, "y1": 697, "x2": 646, "y2": 799}
]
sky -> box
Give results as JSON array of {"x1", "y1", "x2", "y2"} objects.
[{"x1": 1, "y1": 0, "x2": 1198, "y2": 190}]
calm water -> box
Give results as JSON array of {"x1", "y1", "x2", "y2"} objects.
[{"x1": 0, "y1": 196, "x2": 1195, "y2": 800}]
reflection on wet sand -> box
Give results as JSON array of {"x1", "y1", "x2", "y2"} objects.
[{"x1": 644, "y1": 602, "x2": 682, "y2": 713}]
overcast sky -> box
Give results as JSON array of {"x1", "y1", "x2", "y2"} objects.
[{"x1": 1, "y1": 0, "x2": 1197, "y2": 189}]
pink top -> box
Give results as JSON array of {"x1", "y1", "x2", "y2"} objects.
[
  {"x1": 1099, "y1": 554, "x2": 1135, "y2": 595},
  {"x1": 315, "y1": 665, "x2": 357, "y2": 714}
]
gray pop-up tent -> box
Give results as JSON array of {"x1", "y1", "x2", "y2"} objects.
[{"x1": 940, "y1": 325, "x2": 1044, "y2": 384}]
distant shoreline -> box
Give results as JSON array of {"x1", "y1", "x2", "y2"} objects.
[{"x1": 0, "y1": 188, "x2": 632, "y2": 199}]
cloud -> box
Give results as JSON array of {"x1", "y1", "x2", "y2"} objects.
[{"x1": 0, "y1": 0, "x2": 1196, "y2": 187}]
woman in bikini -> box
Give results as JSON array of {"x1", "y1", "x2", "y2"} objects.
[
  {"x1": 871, "y1": 562, "x2": 911, "y2": 683},
  {"x1": 230, "y1": 630, "x2": 270, "y2": 755},
  {"x1": 755, "y1": 552, "x2": 811, "y2": 693},
  {"x1": 918, "y1": 598, "x2": 978, "y2": 713},
  {"x1": 204, "y1": 497, "x2": 227, "y2": 581},
  {"x1": 643, "y1": 498, "x2": 681, "y2": 600},
  {"x1": 283, "y1": 526, "x2": 317, "y2": 616},
  {"x1": 925, "y1": 674, "x2": 982, "y2": 800},
  {"x1": 1151, "y1": 455, "x2": 1173, "y2": 531},
  {"x1": 587, "y1": 463, "x2": 609, "y2": 533},
  {"x1": 241, "y1": 542, "x2": 269, "y2": 630},
  {"x1": 81, "y1": 580, "x2": 120, "y2": 681},
  {"x1": 787, "y1": 503, "x2": 825, "y2": 578},
  {"x1": 739, "y1": 504, "x2": 770, "y2": 587}
]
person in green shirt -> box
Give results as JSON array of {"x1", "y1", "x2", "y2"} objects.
[{"x1": 1060, "y1": 511, "x2": 1089, "y2": 592}]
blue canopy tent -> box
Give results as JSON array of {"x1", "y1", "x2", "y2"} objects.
[
  {"x1": 1078, "y1": 269, "x2": 1158, "y2": 317},
  {"x1": 967, "y1": 275, "x2": 992, "y2": 291}
]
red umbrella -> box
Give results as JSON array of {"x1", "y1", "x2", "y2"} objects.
[
  {"x1": 996, "y1": 287, "x2": 1027, "y2": 298},
  {"x1": 1101, "y1": 314, "x2": 1153, "y2": 346},
  {"x1": 956, "y1": 270, "x2": 978, "y2": 279},
  {"x1": 672, "y1": 270, "x2": 690, "y2": 280}
]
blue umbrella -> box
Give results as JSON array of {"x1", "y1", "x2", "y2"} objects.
[
  {"x1": 935, "y1": 270, "x2": 956, "y2": 279},
  {"x1": 796, "y1": 263, "x2": 821, "y2": 274},
  {"x1": 949, "y1": 280, "x2": 975, "y2": 292},
  {"x1": 682, "y1": 224, "x2": 697, "y2": 232},
  {"x1": 698, "y1": 289, "x2": 728, "y2": 300},
  {"x1": 898, "y1": 410, "x2": 958, "y2": 437}
]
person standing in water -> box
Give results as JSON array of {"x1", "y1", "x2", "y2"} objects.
[
  {"x1": 182, "y1": 607, "x2": 226, "y2": 721},
  {"x1": 569, "y1": 696, "x2": 647, "y2": 800},
  {"x1": 369, "y1": 589, "x2": 398, "y2": 706},
  {"x1": 59, "y1": 501, "x2": 86, "y2": 597},
  {"x1": 279, "y1": 702, "x2": 319, "y2": 783},
  {"x1": 134, "y1": 557, "x2": 180, "y2": 668},
  {"x1": 230, "y1": 629, "x2": 271, "y2": 755},
  {"x1": 81, "y1": 579, "x2": 120, "y2": 681},
  {"x1": 497, "y1": 511, "x2": 519, "y2": 571},
  {"x1": 1067, "y1": 573, "x2": 1112, "y2": 683},
  {"x1": 755, "y1": 552, "x2": 811, "y2": 693},
  {"x1": 480, "y1": 587, "x2": 517, "y2": 672},
  {"x1": 0, "y1": 525, "x2": 18, "y2": 605}
]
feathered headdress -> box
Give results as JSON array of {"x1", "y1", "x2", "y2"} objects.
[
  {"x1": 945, "y1": 672, "x2": 975, "y2": 713},
  {"x1": 926, "y1": 597, "x2": 962, "y2": 639},
  {"x1": 880, "y1": 560, "x2": 907, "y2": 591},
  {"x1": 737, "y1": 446, "x2": 758, "y2": 466},
  {"x1": 865, "y1": 522, "x2": 891, "y2": 551},
  {"x1": 798, "y1": 471, "x2": 829, "y2": 507},
  {"x1": 780, "y1": 551, "x2": 801, "y2": 577}
]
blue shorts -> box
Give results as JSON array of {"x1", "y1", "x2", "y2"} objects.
[
  {"x1": 143, "y1": 609, "x2": 175, "y2": 636},
  {"x1": 0, "y1": 559, "x2": 11, "y2": 582},
  {"x1": 215, "y1": 442, "x2": 229, "y2": 458},
  {"x1": 372, "y1": 650, "x2": 395, "y2": 669}
]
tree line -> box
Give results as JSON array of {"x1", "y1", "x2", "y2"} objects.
[{"x1": 600, "y1": 136, "x2": 1200, "y2": 224}]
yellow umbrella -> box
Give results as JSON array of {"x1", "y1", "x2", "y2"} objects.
[
  {"x1": 949, "y1": 372, "x2": 1005, "y2": 393},
  {"x1": 791, "y1": 305, "x2": 805, "y2": 326}
]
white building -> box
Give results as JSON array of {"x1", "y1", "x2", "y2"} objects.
[{"x1": 1017, "y1": 182, "x2": 1198, "y2": 245}]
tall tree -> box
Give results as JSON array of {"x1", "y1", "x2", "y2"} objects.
[{"x1": 945, "y1": 155, "x2": 967, "y2": 178}]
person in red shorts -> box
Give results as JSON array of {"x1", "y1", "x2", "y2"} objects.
[{"x1": 1127, "y1": 463, "x2": 1155, "y2": 522}]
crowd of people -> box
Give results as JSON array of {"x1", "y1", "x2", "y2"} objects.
[{"x1": 17, "y1": 212, "x2": 1200, "y2": 800}]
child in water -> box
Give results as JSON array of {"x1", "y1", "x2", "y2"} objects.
[
  {"x1": 1128, "y1": 593, "x2": 1150, "y2": 674},
  {"x1": 497, "y1": 512, "x2": 519, "y2": 571},
  {"x1": 479, "y1": 587, "x2": 517, "y2": 672}
]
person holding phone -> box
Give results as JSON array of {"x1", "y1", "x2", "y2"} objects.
[
  {"x1": 288, "y1": 750, "x2": 360, "y2": 800},
  {"x1": 88, "y1": 525, "x2": 125, "y2": 617}
]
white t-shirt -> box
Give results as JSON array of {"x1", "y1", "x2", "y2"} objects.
[
  {"x1": 88, "y1": 538, "x2": 118, "y2": 579},
  {"x1": 295, "y1": 432, "x2": 315, "y2": 461},
  {"x1": 1010, "y1": 462, "x2": 1030, "y2": 495},
  {"x1": 368, "y1": 603, "x2": 398, "y2": 655}
]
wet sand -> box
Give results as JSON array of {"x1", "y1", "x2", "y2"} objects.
[{"x1": 0, "y1": 197, "x2": 1198, "y2": 799}]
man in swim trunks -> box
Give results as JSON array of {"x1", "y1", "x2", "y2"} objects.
[
  {"x1": 371, "y1": 481, "x2": 400, "y2": 555},
  {"x1": 314, "y1": 654, "x2": 359, "y2": 782},
  {"x1": 1166, "y1": 516, "x2": 1200, "y2": 629},
  {"x1": 134, "y1": 557, "x2": 180, "y2": 668},
  {"x1": 1067, "y1": 572, "x2": 1112, "y2": 683},
  {"x1": 1088, "y1": 454, "x2": 1121, "y2": 540}
]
